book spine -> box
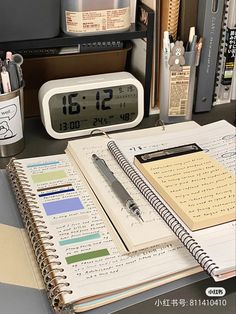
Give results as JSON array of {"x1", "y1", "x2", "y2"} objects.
[
  {"x1": 6, "y1": 159, "x2": 73, "y2": 312},
  {"x1": 213, "y1": 0, "x2": 231, "y2": 105},
  {"x1": 194, "y1": 0, "x2": 225, "y2": 112},
  {"x1": 107, "y1": 140, "x2": 219, "y2": 277}
]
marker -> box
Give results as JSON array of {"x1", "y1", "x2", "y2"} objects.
[
  {"x1": 186, "y1": 26, "x2": 195, "y2": 51},
  {"x1": 163, "y1": 31, "x2": 171, "y2": 65},
  {"x1": 6, "y1": 51, "x2": 13, "y2": 62},
  {"x1": 1, "y1": 66, "x2": 12, "y2": 93},
  {"x1": 6, "y1": 61, "x2": 20, "y2": 90},
  {"x1": 190, "y1": 35, "x2": 198, "y2": 51}
]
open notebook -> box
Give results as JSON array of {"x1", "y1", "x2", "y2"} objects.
[
  {"x1": 67, "y1": 120, "x2": 236, "y2": 282},
  {"x1": 6, "y1": 120, "x2": 235, "y2": 313}
]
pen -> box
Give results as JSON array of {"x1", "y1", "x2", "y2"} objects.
[
  {"x1": 1, "y1": 66, "x2": 12, "y2": 93},
  {"x1": 190, "y1": 35, "x2": 198, "y2": 51},
  {"x1": 163, "y1": 31, "x2": 171, "y2": 65},
  {"x1": 92, "y1": 154, "x2": 144, "y2": 222},
  {"x1": 6, "y1": 61, "x2": 20, "y2": 90},
  {"x1": 186, "y1": 26, "x2": 195, "y2": 51},
  {"x1": 12, "y1": 54, "x2": 24, "y2": 86},
  {"x1": 195, "y1": 37, "x2": 203, "y2": 66}
]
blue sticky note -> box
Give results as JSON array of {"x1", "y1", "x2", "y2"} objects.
[{"x1": 43, "y1": 197, "x2": 83, "y2": 216}]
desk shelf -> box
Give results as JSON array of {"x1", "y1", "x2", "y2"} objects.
[
  {"x1": 0, "y1": 23, "x2": 147, "y2": 50},
  {"x1": 0, "y1": 3, "x2": 154, "y2": 116}
]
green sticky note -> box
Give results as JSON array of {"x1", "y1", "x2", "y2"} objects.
[
  {"x1": 66, "y1": 249, "x2": 109, "y2": 264},
  {"x1": 31, "y1": 170, "x2": 67, "y2": 183}
]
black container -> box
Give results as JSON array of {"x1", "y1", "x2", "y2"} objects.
[{"x1": 0, "y1": 0, "x2": 60, "y2": 42}]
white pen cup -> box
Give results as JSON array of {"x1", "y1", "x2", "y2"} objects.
[{"x1": 0, "y1": 84, "x2": 24, "y2": 157}]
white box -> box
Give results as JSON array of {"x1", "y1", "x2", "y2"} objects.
[{"x1": 61, "y1": 0, "x2": 131, "y2": 36}]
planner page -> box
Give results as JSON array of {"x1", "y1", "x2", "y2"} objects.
[{"x1": 12, "y1": 154, "x2": 199, "y2": 310}]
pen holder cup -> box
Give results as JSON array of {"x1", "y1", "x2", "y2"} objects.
[
  {"x1": 160, "y1": 50, "x2": 196, "y2": 124},
  {"x1": 0, "y1": 85, "x2": 24, "y2": 157}
]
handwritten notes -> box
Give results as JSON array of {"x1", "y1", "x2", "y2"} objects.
[
  {"x1": 18, "y1": 154, "x2": 198, "y2": 303},
  {"x1": 134, "y1": 149, "x2": 236, "y2": 231},
  {"x1": 67, "y1": 141, "x2": 176, "y2": 252}
]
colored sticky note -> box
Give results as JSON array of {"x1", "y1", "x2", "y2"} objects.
[
  {"x1": 66, "y1": 249, "x2": 110, "y2": 264},
  {"x1": 59, "y1": 233, "x2": 100, "y2": 246},
  {"x1": 31, "y1": 170, "x2": 67, "y2": 183},
  {"x1": 43, "y1": 197, "x2": 83, "y2": 216},
  {"x1": 27, "y1": 161, "x2": 60, "y2": 168},
  {"x1": 38, "y1": 188, "x2": 75, "y2": 197}
]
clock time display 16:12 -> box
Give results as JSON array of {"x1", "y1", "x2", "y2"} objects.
[{"x1": 49, "y1": 84, "x2": 139, "y2": 133}]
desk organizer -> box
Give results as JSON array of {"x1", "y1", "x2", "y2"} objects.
[
  {"x1": 159, "y1": 48, "x2": 197, "y2": 124},
  {"x1": 0, "y1": 0, "x2": 60, "y2": 42},
  {"x1": 0, "y1": 86, "x2": 24, "y2": 157}
]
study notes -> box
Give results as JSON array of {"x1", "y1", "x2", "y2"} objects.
[
  {"x1": 134, "y1": 144, "x2": 236, "y2": 231},
  {"x1": 7, "y1": 153, "x2": 200, "y2": 313}
]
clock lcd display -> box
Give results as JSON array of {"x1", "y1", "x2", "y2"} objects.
[{"x1": 49, "y1": 85, "x2": 138, "y2": 133}]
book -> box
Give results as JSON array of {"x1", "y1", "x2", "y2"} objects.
[
  {"x1": 6, "y1": 120, "x2": 235, "y2": 313},
  {"x1": 194, "y1": 0, "x2": 225, "y2": 112},
  {"x1": 213, "y1": 0, "x2": 236, "y2": 106},
  {"x1": 134, "y1": 144, "x2": 236, "y2": 231}
]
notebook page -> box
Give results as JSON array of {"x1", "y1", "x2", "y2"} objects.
[
  {"x1": 116, "y1": 120, "x2": 236, "y2": 276},
  {"x1": 67, "y1": 122, "x2": 200, "y2": 252},
  {"x1": 134, "y1": 148, "x2": 235, "y2": 231},
  {"x1": 15, "y1": 154, "x2": 199, "y2": 307},
  {"x1": 67, "y1": 138, "x2": 176, "y2": 251}
]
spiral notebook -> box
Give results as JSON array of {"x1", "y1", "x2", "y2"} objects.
[
  {"x1": 160, "y1": 0, "x2": 180, "y2": 41},
  {"x1": 67, "y1": 120, "x2": 236, "y2": 282},
  {"x1": 6, "y1": 120, "x2": 235, "y2": 313}
]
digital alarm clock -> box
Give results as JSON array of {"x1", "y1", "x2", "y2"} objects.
[{"x1": 38, "y1": 72, "x2": 144, "y2": 139}]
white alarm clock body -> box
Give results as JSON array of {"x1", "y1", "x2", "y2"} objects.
[{"x1": 38, "y1": 72, "x2": 144, "y2": 139}]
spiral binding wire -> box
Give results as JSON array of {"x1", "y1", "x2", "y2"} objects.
[
  {"x1": 168, "y1": 0, "x2": 180, "y2": 40},
  {"x1": 107, "y1": 140, "x2": 220, "y2": 277},
  {"x1": 6, "y1": 159, "x2": 73, "y2": 311},
  {"x1": 213, "y1": 0, "x2": 230, "y2": 104}
]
